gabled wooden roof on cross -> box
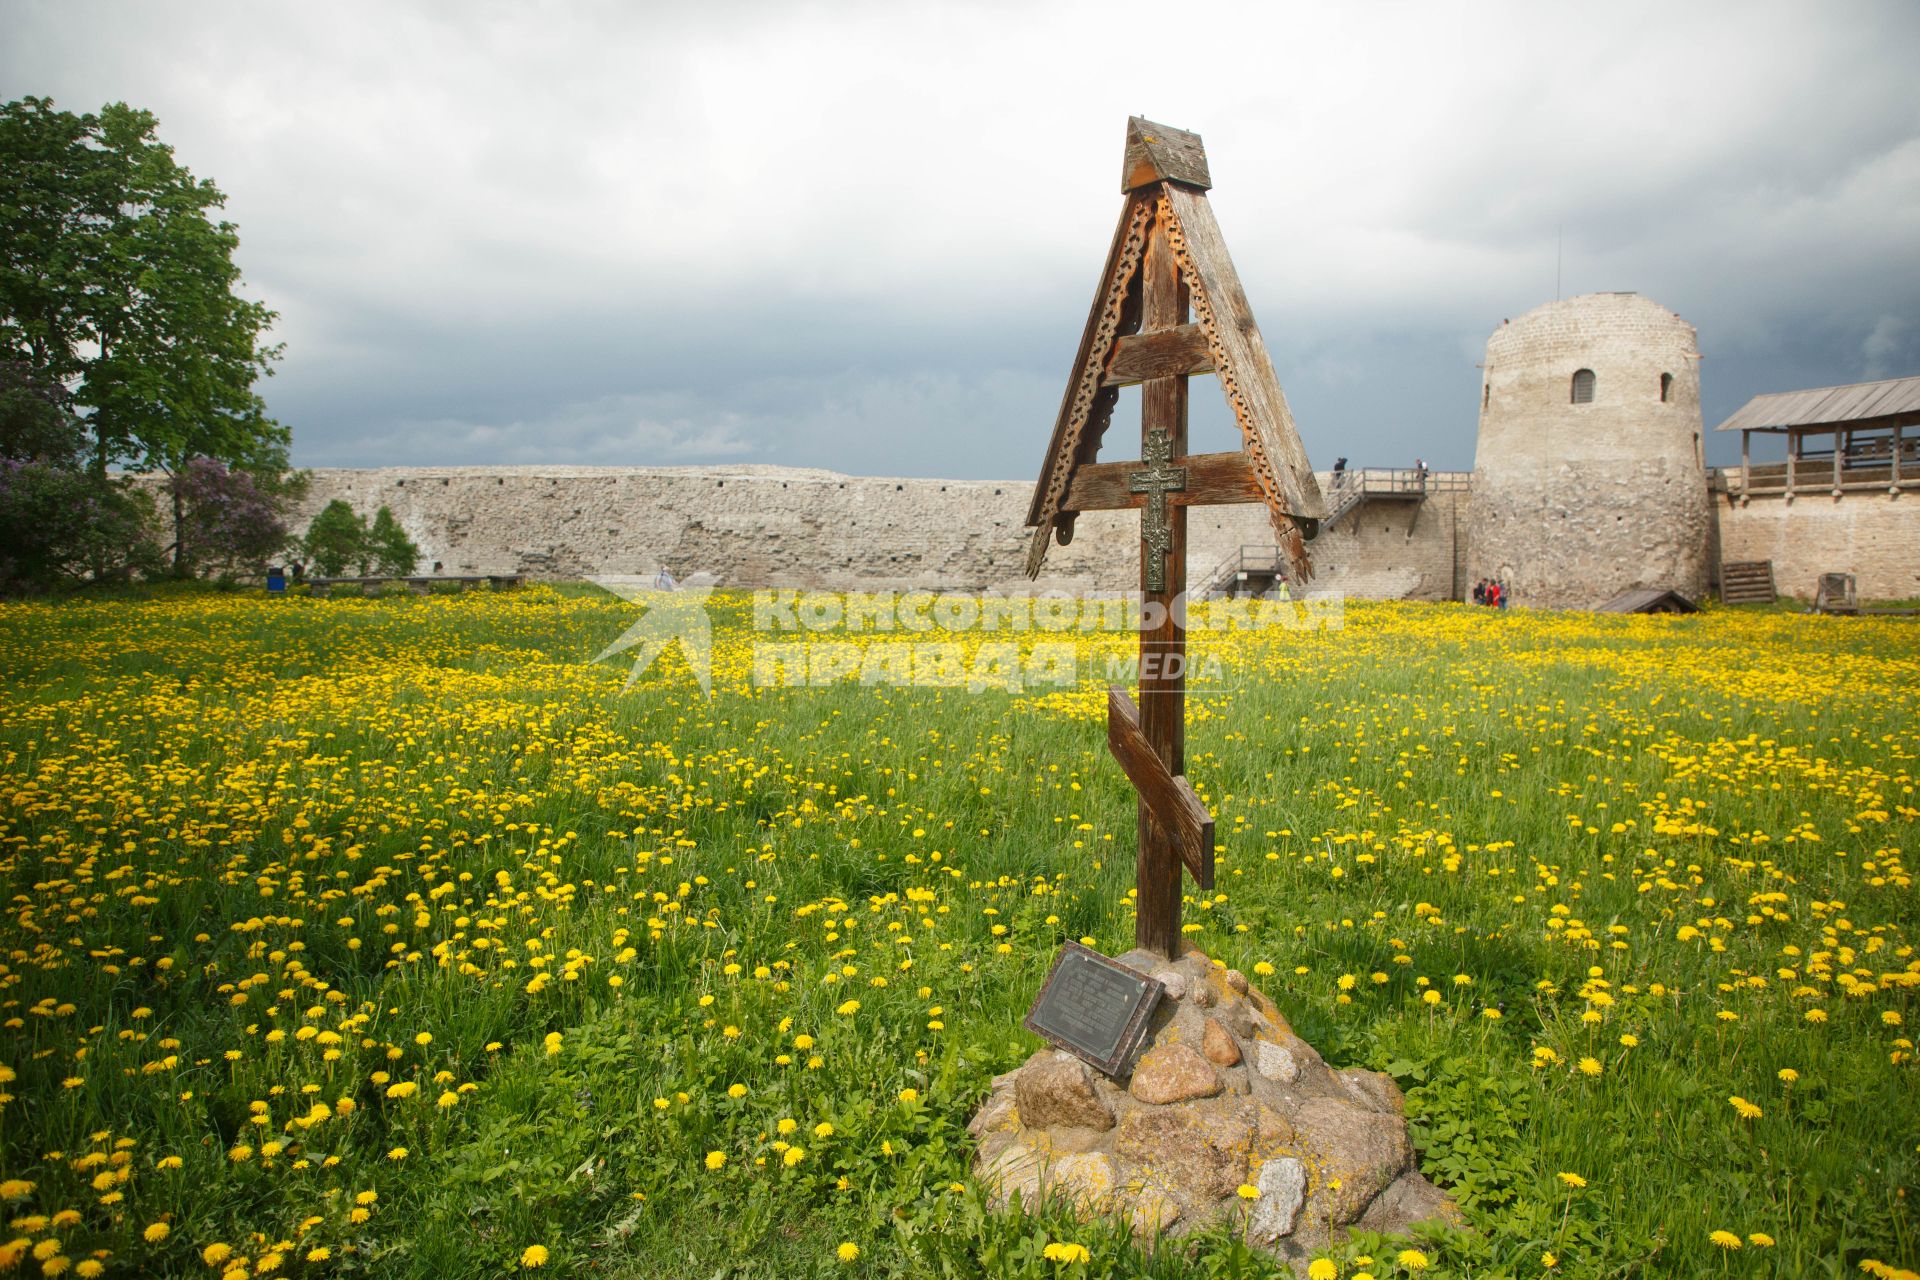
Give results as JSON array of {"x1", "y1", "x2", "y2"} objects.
[{"x1": 1025, "y1": 116, "x2": 1325, "y2": 582}]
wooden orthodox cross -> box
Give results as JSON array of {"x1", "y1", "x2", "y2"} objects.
[{"x1": 1025, "y1": 118, "x2": 1326, "y2": 959}]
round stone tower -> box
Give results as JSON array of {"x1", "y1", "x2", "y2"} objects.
[{"x1": 1468, "y1": 292, "x2": 1711, "y2": 608}]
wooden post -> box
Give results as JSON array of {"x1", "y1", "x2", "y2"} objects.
[
  {"x1": 1894, "y1": 424, "x2": 1903, "y2": 487},
  {"x1": 1740, "y1": 429, "x2": 1750, "y2": 495},
  {"x1": 1135, "y1": 204, "x2": 1188, "y2": 960},
  {"x1": 1786, "y1": 430, "x2": 1797, "y2": 495}
]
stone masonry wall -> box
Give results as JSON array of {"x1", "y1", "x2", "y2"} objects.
[
  {"x1": 1470, "y1": 293, "x2": 1712, "y2": 608},
  {"x1": 1716, "y1": 490, "x2": 1920, "y2": 601},
  {"x1": 282, "y1": 465, "x2": 1469, "y2": 600}
]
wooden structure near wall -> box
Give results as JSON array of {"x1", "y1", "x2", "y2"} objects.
[{"x1": 1717, "y1": 375, "x2": 1920, "y2": 501}]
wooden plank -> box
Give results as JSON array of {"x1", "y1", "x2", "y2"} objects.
[
  {"x1": 1163, "y1": 185, "x2": 1327, "y2": 544},
  {"x1": 1105, "y1": 324, "x2": 1213, "y2": 385},
  {"x1": 1123, "y1": 116, "x2": 1211, "y2": 192},
  {"x1": 1108, "y1": 688, "x2": 1214, "y2": 892},
  {"x1": 1025, "y1": 190, "x2": 1154, "y2": 533},
  {"x1": 1064, "y1": 450, "x2": 1261, "y2": 512}
]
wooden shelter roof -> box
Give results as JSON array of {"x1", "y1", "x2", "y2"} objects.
[
  {"x1": 1714, "y1": 374, "x2": 1920, "y2": 433},
  {"x1": 1595, "y1": 587, "x2": 1700, "y2": 614}
]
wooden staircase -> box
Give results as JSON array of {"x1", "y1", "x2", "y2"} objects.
[{"x1": 1720, "y1": 560, "x2": 1777, "y2": 605}]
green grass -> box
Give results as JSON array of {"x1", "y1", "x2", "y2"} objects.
[{"x1": 0, "y1": 586, "x2": 1913, "y2": 1278}]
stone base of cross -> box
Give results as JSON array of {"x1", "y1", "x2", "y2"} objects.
[{"x1": 1023, "y1": 118, "x2": 1326, "y2": 959}]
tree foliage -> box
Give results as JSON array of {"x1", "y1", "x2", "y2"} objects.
[
  {"x1": 169, "y1": 456, "x2": 303, "y2": 579},
  {"x1": 368, "y1": 505, "x2": 420, "y2": 577},
  {"x1": 0, "y1": 359, "x2": 158, "y2": 591},
  {"x1": 0, "y1": 96, "x2": 288, "y2": 476},
  {"x1": 303, "y1": 499, "x2": 369, "y2": 577}
]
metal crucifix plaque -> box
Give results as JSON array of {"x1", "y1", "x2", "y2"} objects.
[
  {"x1": 1129, "y1": 427, "x2": 1187, "y2": 592},
  {"x1": 1022, "y1": 941, "x2": 1165, "y2": 1077}
]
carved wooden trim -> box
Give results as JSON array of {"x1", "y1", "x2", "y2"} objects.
[{"x1": 1024, "y1": 192, "x2": 1156, "y2": 577}]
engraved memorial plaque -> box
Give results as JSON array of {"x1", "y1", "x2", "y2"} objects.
[{"x1": 1022, "y1": 941, "x2": 1164, "y2": 1077}]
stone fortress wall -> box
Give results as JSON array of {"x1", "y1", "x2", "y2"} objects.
[
  {"x1": 286, "y1": 466, "x2": 1470, "y2": 600},
  {"x1": 282, "y1": 290, "x2": 1912, "y2": 605},
  {"x1": 1715, "y1": 493, "x2": 1920, "y2": 602}
]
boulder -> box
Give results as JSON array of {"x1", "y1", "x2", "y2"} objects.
[
  {"x1": 1112, "y1": 1103, "x2": 1251, "y2": 1201},
  {"x1": 980, "y1": 1143, "x2": 1043, "y2": 1207},
  {"x1": 1341, "y1": 1068, "x2": 1406, "y2": 1116},
  {"x1": 1129, "y1": 1189, "x2": 1183, "y2": 1236},
  {"x1": 1202, "y1": 1017, "x2": 1242, "y2": 1067},
  {"x1": 1355, "y1": 1169, "x2": 1466, "y2": 1235},
  {"x1": 1015, "y1": 1050, "x2": 1113, "y2": 1131},
  {"x1": 968, "y1": 949, "x2": 1459, "y2": 1260},
  {"x1": 1050, "y1": 1152, "x2": 1117, "y2": 1208},
  {"x1": 1247, "y1": 1156, "x2": 1308, "y2": 1243},
  {"x1": 1130, "y1": 1043, "x2": 1221, "y2": 1105},
  {"x1": 1254, "y1": 1040, "x2": 1299, "y2": 1084},
  {"x1": 1294, "y1": 1095, "x2": 1415, "y2": 1222}
]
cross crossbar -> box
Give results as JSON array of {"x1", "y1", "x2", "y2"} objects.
[{"x1": 1106, "y1": 688, "x2": 1214, "y2": 889}]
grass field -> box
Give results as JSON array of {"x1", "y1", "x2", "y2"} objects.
[{"x1": 0, "y1": 586, "x2": 1913, "y2": 1279}]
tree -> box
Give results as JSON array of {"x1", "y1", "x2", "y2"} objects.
[
  {"x1": 170, "y1": 456, "x2": 302, "y2": 579},
  {"x1": 367, "y1": 506, "x2": 420, "y2": 577},
  {"x1": 0, "y1": 97, "x2": 289, "y2": 572},
  {"x1": 0, "y1": 359, "x2": 158, "y2": 591},
  {"x1": 303, "y1": 500, "x2": 368, "y2": 577}
]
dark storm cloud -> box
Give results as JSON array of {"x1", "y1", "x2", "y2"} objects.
[{"x1": 5, "y1": 0, "x2": 1916, "y2": 477}]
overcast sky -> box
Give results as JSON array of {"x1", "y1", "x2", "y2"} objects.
[{"x1": 6, "y1": 0, "x2": 1918, "y2": 476}]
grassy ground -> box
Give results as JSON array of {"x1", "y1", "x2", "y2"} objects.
[{"x1": 0, "y1": 585, "x2": 1913, "y2": 1279}]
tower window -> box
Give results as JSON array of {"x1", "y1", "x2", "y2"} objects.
[
  {"x1": 1571, "y1": 368, "x2": 1595, "y2": 404},
  {"x1": 1483, "y1": 383, "x2": 1490, "y2": 409},
  {"x1": 1660, "y1": 372, "x2": 1672, "y2": 402}
]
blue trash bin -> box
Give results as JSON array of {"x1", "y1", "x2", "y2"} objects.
[{"x1": 267, "y1": 567, "x2": 287, "y2": 594}]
